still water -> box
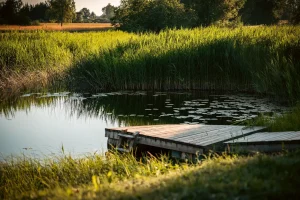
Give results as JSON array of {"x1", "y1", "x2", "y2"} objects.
[{"x1": 0, "y1": 91, "x2": 288, "y2": 158}]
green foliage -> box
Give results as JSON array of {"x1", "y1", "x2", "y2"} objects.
[
  {"x1": 101, "y1": 3, "x2": 116, "y2": 20},
  {"x1": 48, "y1": 0, "x2": 76, "y2": 26},
  {"x1": 240, "y1": 0, "x2": 280, "y2": 25},
  {"x1": 286, "y1": 0, "x2": 300, "y2": 24},
  {"x1": 0, "y1": 0, "x2": 50, "y2": 25},
  {"x1": 143, "y1": 0, "x2": 197, "y2": 32},
  {"x1": 112, "y1": 0, "x2": 196, "y2": 32},
  {"x1": 0, "y1": 0, "x2": 24, "y2": 25},
  {"x1": 253, "y1": 104, "x2": 300, "y2": 131},
  {"x1": 185, "y1": 0, "x2": 246, "y2": 26}
]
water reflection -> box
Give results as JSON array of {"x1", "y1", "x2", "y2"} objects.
[{"x1": 0, "y1": 91, "x2": 288, "y2": 157}]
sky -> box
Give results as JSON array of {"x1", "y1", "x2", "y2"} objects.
[{"x1": 22, "y1": 0, "x2": 120, "y2": 16}]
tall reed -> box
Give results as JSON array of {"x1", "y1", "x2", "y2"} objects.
[{"x1": 1, "y1": 26, "x2": 299, "y2": 101}]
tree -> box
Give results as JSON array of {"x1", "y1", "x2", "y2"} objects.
[
  {"x1": 143, "y1": 0, "x2": 197, "y2": 32},
  {"x1": 0, "y1": 0, "x2": 23, "y2": 24},
  {"x1": 79, "y1": 7, "x2": 90, "y2": 21},
  {"x1": 48, "y1": 0, "x2": 76, "y2": 26},
  {"x1": 240, "y1": 0, "x2": 279, "y2": 25},
  {"x1": 182, "y1": 0, "x2": 245, "y2": 26},
  {"x1": 102, "y1": 3, "x2": 116, "y2": 20},
  {"x1": 112, "y1": 0, "x2": 150, "y2": 31},
  {"x1": 90, "y1": 12, "x2": 96, "y2": 21},
  {"x1": 286, "y1": 0, "x2": 300, "y2": 24},
  {"x1": 75, "y1": 11, "x2": 83, "y2": 22},
  {"x1": 30, "y1": 2, "x2": 50, "y2": 22},
  {"x1": 112, "y1": 0, "x2": 196, "y2": 32}
]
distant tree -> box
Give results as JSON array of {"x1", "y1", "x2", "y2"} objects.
[
  {"x1": 102, "y1": 3, "x2": 116, "y2": 20},
  {"x1": 183, "y1": 0, "x2": 245, "y2": 26},
  {"x1": 19, "y1": 3, "x2": 31, "y2": 17},
  {"x1": 112, "y1": 0, "x2": 196, "y2": 32},
  {"x1": 30, "y1": 2, "x2": 50, "y2": 22},
  {"x1": 90, "y1": 12, "x2": 96, "y2": 21},
  {"x1": 79, "y1": 7, "x2": 90, "y2": 21},
  {"x1": 75, "y1": 11, "x2": 83, "y2": 22},
  {"x1": 48, "y1": 0, "x2": 76, "y2": 26},
  {"x1": 112, "y1": 0, "x2": 149, "y2": 30},
  {"x1": 240, "y1": 0, "x2": 281, "y2": 25},
  {"x1": 143, "y1": 0, "x2": 197, "y2": 32},
  {"x1": 286, "y1": 0, "x2": 300, "y2": 24},
  {"x1": 0, "y1": 0, "x2": 23, "y2": 24}
]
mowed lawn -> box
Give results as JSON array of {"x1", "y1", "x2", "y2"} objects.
[{"x1": 0, "y1": 23, "x2": 114, "y2": 31}]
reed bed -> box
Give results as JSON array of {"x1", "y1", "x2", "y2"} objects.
[{"x1": 0, "y1": 26, "x2": 300, "y2": 101}]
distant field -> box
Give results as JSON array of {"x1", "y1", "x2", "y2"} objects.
[{"x1": 0, "y1": 23, "x2": 114, "y2": 31}]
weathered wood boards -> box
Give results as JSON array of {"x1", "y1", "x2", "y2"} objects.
[
  {"x1": 105, "y1": 125, "x2": 266, "y2": 157},
  {"x1": 225, "y1": 131, "x2": 300, "y2": 152}
]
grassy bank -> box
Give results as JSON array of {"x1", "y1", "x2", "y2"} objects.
[
  {"x1": 252, "y1": 103, "x2": 300, "y2": 132},
  {"x1": 1, "y1": 151, "x2": 300, "y2": 199},
  {"x1": 1, "y1": 26, "x2": 300, "y2": 101}
]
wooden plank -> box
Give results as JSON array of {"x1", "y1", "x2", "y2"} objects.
[
  {"x1": 170, "y1": 125, "x2": 228, "y2": 140},
  {"x1": 248, "y1": 132, "x2": 298, "y2": 142},
  {"x1": 226, "y1": 131, "x2": 300, "y2": 143},
  {"x1": 178, "y1": 126, "x2": 243, "y2": 144},
  {"x1": 200, "y1": 126, "x2": 264, "y2": 146},
  {"x1": 137, "y1": 135, "x2": 204, "y2": 154},
  {"x1": 232, "y1": 132, "x2": 291, "y2": 142},
  {"x1": 290, "y1": 135, "x2": 300, "y2": 140},
  {"x1": 147, "y1": 126, "x2": 201, "y2": 138}
]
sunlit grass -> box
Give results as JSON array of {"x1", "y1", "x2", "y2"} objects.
[
  {"x1": 1, "y1": 151, "x2": 300, "y2": 199},
  {"x1": 0, "y1": 151, "x2": 183, "y2": 199}
]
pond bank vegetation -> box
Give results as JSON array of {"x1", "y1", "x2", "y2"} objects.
[
  {"x1": 1, "y1": 26, "x2": 300, "y2": 102},
  {"x1": 1, "y1": 150, "x2": 300, "y2": 199}
]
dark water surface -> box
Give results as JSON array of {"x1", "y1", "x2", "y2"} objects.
[{"x1": 0, "y1": 91, "x2": 288, "y2": 158}]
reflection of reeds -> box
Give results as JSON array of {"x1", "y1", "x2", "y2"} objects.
[
  {"x1": 0, "y1": 92, "x2": 188, "y2": 125},
  {"x1": 1, "y1": 27, "x2": 300, "y2": 101},
  {"x1": 0, "y1": 95, "x2": 61, "y2": 118},
  {"x1": 66, "y1": 93, "x2": 184, "y2": 126}
]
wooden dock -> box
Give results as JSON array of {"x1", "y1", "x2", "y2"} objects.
[
  {"x1": 105, "y1": 125, "x2": 266, "y2": 159},
  {"x1": 225, "y1": 131, "x2": 300, "y2": 152}
]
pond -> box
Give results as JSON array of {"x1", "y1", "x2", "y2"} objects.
[{"x1": 0, "y1": 91, "x2": 288, "y2": 158}]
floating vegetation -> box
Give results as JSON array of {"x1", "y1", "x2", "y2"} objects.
[{"x1": 1, "y1": 91, "x2": 289, "y2": 126}]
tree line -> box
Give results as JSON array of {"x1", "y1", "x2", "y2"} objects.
[
  {"x1": 1, "y1": 0, "x2": 299, "y2": 30},
  {"x1": 112, "y1": 0, "x2": 300, "y2": 32},
  {"x1": 0, "y1": 0, "x2": 115, "y2": 25}
]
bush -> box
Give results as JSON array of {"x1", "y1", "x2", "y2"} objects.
[
  {"x1": 112, "y1": 0, "x2": 197, "y2": 32},
  {"x1": 31, "y1": 20, "x2": 40, "y2": 25}
]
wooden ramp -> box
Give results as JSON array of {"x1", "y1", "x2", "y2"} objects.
[
  {"x1": 225, "y1": 131, "x2": 300, "y2": 152},
  {"x1": 105, "y1": 125, "x2": 265, "y2": 159}
]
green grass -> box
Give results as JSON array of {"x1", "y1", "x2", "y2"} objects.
[
  {"x1": 252, "y1": 103, "x2": 300, "y2": 132},
  {"x1": 1, "y1": 151, "x2": 300, "y2": 199},
  {"x1": 1, "y1": 26, "x2": 300, "y2": 101}
]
